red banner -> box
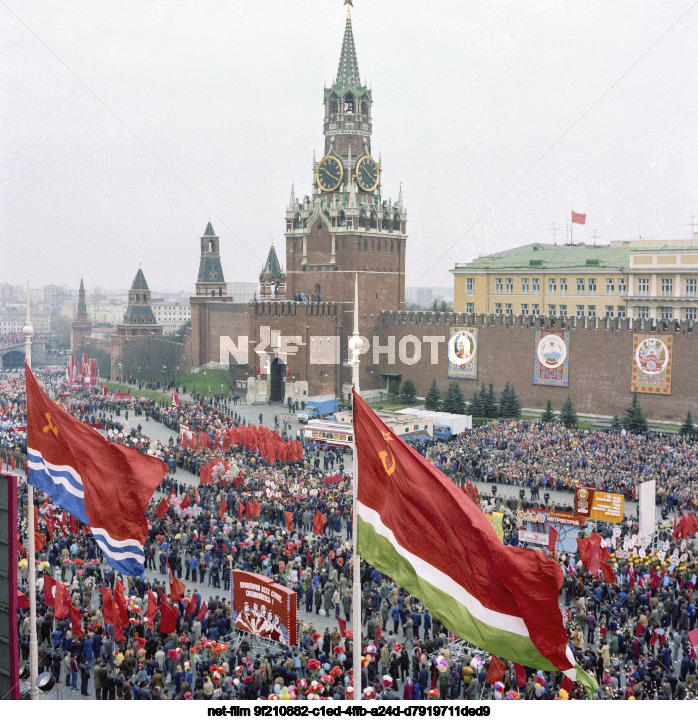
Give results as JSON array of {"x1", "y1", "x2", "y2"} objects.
[{"x1": 231, "y1": 570, "x2": 296, "y2": 646}]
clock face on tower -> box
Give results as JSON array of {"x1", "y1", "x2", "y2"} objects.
[
  {"x1": 316, "y1": 155, "x2": 344, "y2": 192},
  {"x1": 355, "y1": 155, "x2": 379, "y2": 192}
]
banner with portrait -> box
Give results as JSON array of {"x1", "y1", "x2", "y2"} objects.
[
  {"x1": 533, "y1": 330, "x2": 570, "y2": 387},
  {"x1": 231, "y1": 570, "x2": 297, "y2": 646},
  {"x1": 631, "y1": 333, "x2": 672, "y2": 395},
  {"x1": 447, "y1": 326, "x2": 479, "y2": 379}
]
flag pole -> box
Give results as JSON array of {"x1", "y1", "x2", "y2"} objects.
[
  {"x1": 349, "y1": 272, "x2": 363, "y2": 699},
  {"x1": 24, "y1": 282, "x2": 39, "y2": 700}
]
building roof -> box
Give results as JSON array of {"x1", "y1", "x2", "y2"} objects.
[
  {"x1": 451, "y1": 243, "x2": 630, "y2": 273},
  {"x1": 202, "y1": 220, "x2": 216, "y2": 237},
  {"x1": 335, "y1": 13, "x2": 360, "y2": 88},
  {"x1": 130, "y1": 266, "x2": 150, "y2": 290},
  {"x1": 260, "y1": 243, "x2": 283, "y2": 280}
]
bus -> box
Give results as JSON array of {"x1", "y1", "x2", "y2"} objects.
[{"x1": 299, "y1": 421, "x2": 354, "y2": 451}]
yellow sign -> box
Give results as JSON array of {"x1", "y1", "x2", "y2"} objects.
[
  {"x1": 488, "y1": 512, "x2": 504, "y2": 543},
  {"x1": 589, "y1": 492, "x2": 624, "y2": 523}
]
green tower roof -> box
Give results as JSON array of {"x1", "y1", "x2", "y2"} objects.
[
  {"x1": 203, "y1": 220, "x2": 216, "y2": 237},
  {"x1": 130, "y1": 266, "x2": 149, "y2": 291},
  {"x1": 335, "y1": 13, "x2": 360, "y2": 87},
  {"x1": 261, "y1": 243, "x2": 283, "y2": 280}
]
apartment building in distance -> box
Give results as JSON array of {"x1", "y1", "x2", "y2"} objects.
[
  {"x1": 152, "y1": 301, "x2": 191, "y2": 334},
  {"x1": 451, "y1": 234, "x2": 698, "y2": 322}
]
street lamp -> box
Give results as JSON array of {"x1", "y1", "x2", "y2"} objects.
[
  {"x1": 118, "y1": 362, "x2": 122, "y2": 383},
  {"x1": 138, "y1": 366, "x2": 141, "y2": 387},
  {"x1": 161, "y1": 364, "x2": 166, "y2": 390},
  {"x1": 192, "y1": 365, "x2": 196, "y2": 395}
]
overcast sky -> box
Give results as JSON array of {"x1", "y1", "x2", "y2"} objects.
[{"x1": 2, "y1": 1, "x2": 697, "y2": 294}]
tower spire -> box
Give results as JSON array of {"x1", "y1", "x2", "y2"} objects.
[
  {"x1": 288, "y1": 181, "x2": 296, "y2": 211},
  {"x1": 336, "y1": 8, "x2": 360, "y2": 87},
  {"x1": 77, "y1": 277, "x2": 88, "y2": 319}
]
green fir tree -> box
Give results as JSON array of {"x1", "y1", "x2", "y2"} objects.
[
  {"x1": 559, "y1": 396, "x2": 578, "y2": 428},
  {"x1": 443, "y1": 382, "x2": 467, "y2": 414},
  {"x1": 610, "y1": 414, "x2": 623, "y2": 431},
  {"x1": 679, "y1": 411, "x2": 695, "y2": 436},
  {"x1": 400, "y1": 379, "x2": 417, "y2": 405},
  {"x1": 622, "y1": 392, "x2": 648, "y2": 433},
  {"x1": 541, "y1": 400, "x2": 555, "y2": 423},
  {"x1": 468, "y1": 386, "x2": 484, "y2": 417},
  {"x1": 482, "y1": 382, "x2": 497, "y2": 418},
  {"x1": 424, "y1": 380, "x2": 442, "y2": 411}
]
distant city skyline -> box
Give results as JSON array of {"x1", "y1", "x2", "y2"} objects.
[{"x1": 2, "y1": 1, "x2": 696, "y2": 292}]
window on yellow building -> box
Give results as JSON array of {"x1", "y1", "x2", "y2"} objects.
[
  {"x1": 495, "y1": 303, "x2": 502, "y2": 315},
  {"x1": 686, "y1": 279, "x2": 696, "y2": 297},
  {"x1": 521, "y1": 303, "x2": 529, "y2": 315},
  {"x1": 576, "y1": 278, "x2": 585, "y2": 294},
  {"x1": 505, "y1": 303, "x2": 512, "y2": 315},
  {"x1": 531, "y1": 303, "x2": 540, "y2": 315},
  {"x1": 617, "y1": 306, "x2": 626, "y2": 319},
  {"x1": 466, "y1": 302, "x2": 474, "y2": 314},
  {"x1": 587, "y1": 305, "x2": 596, "y2": 318},
  {"x1": 548, "y1": 278, "x2": 557, "y2": 293},
  {"x1": 495, "y1": 278, "x2": 503, "y2": 293},
  {"x1": 532, "y1": 278, "x2": 540, "y2": 293},
  {"x1": 560, "y1": 278, "x2": 567, "y2": 295},
  {"x1": 588, "y1": 278, "x2": 596, "y2": 295},
  {"x1": 576, "y1": 305, "x2": 584, "y2": 318},
  {"x1": 618, "y1": 278, "x2": 627, "y2": 296},
  {"x1": 661, "y1": 278, "x2": 673, "y2": 296},
  {"x1": 637, "y1": 306, "x2": 649, "y2": 319},
  {"x1": 660, "y1": 306, "x2": 673, "y2": 320},
  {"x1": 548, "y1": 304, "x2": 556, "y2": 316},
  {"x1": 605, "y1": 305, "x2": 614, "y2": 318},
  {"x1": 685, "y1": 307, "x2": 696, "y2": 321},
  {"x1": 505, "y1": 278, "x2": 513, "y2": 294},
  {"x1": 559, "y1": 304, "x2": 567, "y2": 317},
  {"x1": 606, "y1": 278, "x2": 615, "y2": 295},
  {"x1": 466, "y1": 278, "x2": 474, "y2": 295},
  {"x1": 521, "y1": 278, "x2": 529, "y2": 294},
  {"x1": 638, "y1": 278, "x2": 649, "y2": 296}
]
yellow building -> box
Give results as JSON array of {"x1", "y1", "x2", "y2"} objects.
[{"x1": 451, "y1": 234, "x2": 698, "y2": 322}]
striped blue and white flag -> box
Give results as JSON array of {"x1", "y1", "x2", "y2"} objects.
[{"x1": 26, "y1": 364, "x2": 166, "y2": 576}]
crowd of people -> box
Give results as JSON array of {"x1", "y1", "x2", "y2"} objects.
[{"x1": 2, "y1": 369, "x2": 697, "y2": 701}]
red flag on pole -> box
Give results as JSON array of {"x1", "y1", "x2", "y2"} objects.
[
  {"x1": 238, "y1": 502, "x2": 243, "y2": 522},
  {"x1": 17, "y1": 589, "x2": 30, "y2": 609},
  {"x1": 284, "y1": 511, "x2": 293, "y2": 532},
  {"x1": 100, "y1": 585, "x2": 115, "y2": 626},
  {"x1": 218, "y1": 498, "x2": 227, "y2": 518},
  {"x1": 252, "y1": 498, "x2": 261, "y2": 518},
  {"x1": 514, "y1": 662, "x2": 527, "y2": 688},
  {"x1": 245, "y1": 501, "x2": 253, "y2": 520},
  {"x1": 144, "y1": 589, "x2": 158, "y2": 628},
  {"x1": 571, "y1": 210, "x2": 586, "y2": 225},
  {"x1": 167, "y1": 560, "x2": 186, "y2": 603},
  {"x1": 155, "y1": 497, "x2": 169, "y2": 519},
  {"x1": 159, "y1": 594, "x2": 177, "y2": 634},
  {"x1": 113, "y1": 578, "x2": 129, "y2": 626},
  {"x1": 197, "y1": 601, "x2": 208, "y2": 622},
  {"x1": 54, "y1": 582, "x2": 71, "y2": 619},
  {"x1": 485, "y1": 655, "x2": 506, "y2": 685},
  {"x1": 43, "y1": 573, "x2": 58, "y2": 607},
  {"x1": 547, "y1": 525, "x2": 558, "y2": 554},
  {"x1": 337, "y1": 616, "x2": 347, "y2": 638},
  {"x1": 180, "y1": 493, "x2": 190, "y2": 511},
  {"x1": 69, "y1": 603, "x2": 84, "y2": 638}
]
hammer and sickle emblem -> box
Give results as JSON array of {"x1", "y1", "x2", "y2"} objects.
[
  {"x1": 43, "y1": 412, "x2": 58, "y2": 437},
  {"x1": 379, "y1": 431, "x2": 396, "y2": 476}
]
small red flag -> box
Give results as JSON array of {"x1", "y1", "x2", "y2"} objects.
[
  {"x1": 313, "y1": 510, "x2": 327, "y2": 535},
  {"x1": 571, "y1": 210, "x2": 586, "y2": 225},
  {"x1": 194, "y1": 487, "x2": 200, "y2": 505},
  {"x1": 114, "y1": 578, "x2": 129, "y2": 626},
  {"x1": 54, "y1": 582, "x2": 71, "y2": 619},
  {"x1": 245, "y1": 501, "x2": 253, "y2": 520},
  {"x1": 100, "y1": 586, "x2": 115, "y2": 626},
  {"x1": 252, "y1": 498, "x2": 261, "y2": 518},
  {"x1": 234, "y1": 470, "x2": 244, "y2": 488},
  {"x1": 145, "y1": 589, "x2": 158, "y2": 629},
  {"x1": 69, "y1": 514, "x2": 77, "y2": 534},
  {"x1": 218, "y1": 498, "x2": 227, "y2": 518},
  {"x1": 284, "y1": 510, "x2": 293, "y2": 532},
  {"x1": 375, "y1": 625, "x2": 382, "y2": 644},
  {"x1": 547, "y1": 525, "x2": 558, "y2": 554},
  {"x1": 69, "y1": 603, "x2": 84, "y2": 638},
  {"x1": 197, "y1": 601, "x2": 208, "y2": 622},
  {"x1": 155, "y1": 497, "x2": 169, "y2": 519},
  {"x1": 17, "y1": 589, "x2": 30, "y2": 609},
  {"x1": 180, "y1": 493, "x2": 190, "y2": 511},
  {"x1": 34, "y1": 531, "x2": 46, "y2": 553},
  {"x1": 323, "y1": 473, "x2": 342, "y2": 486},
  {"x1": 167, "y1": 560, "x2": 186, "y2": 603},
  {"x1": 485, "y1": 655, "x2": 506, "y2": 685},
  {"x1": 514, "y1": 662, "x2": 527, "y2": 688},
  {"x1": 185, "y1": 594, "x2": 197, "y2": 617},
  {"x1": 238, "y1": 501, "x2": 243, "y2": 522},
  {"x1": 337, "y1": 616, "x2": 347, "y2": 638},
  {"x1": 159, "y1": 593, "x2": 177, "y2": 634}
]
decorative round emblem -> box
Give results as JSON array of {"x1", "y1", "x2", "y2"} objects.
[
  {"x1": 537, "y1": 334, "x2": 566, "y2": 369},
  {"x1": 448, "y1": 330, "x2": 476, "y2": 366},
  {"x1": 577, "y1": 488, "x2": 589, "y2": 502},
  {"x1": 635, "y1": 337, "x2": 668, "y2": 375}
]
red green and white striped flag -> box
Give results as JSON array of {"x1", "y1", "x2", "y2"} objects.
[{"x1": 353, "y1": 391, "x2": 597, "y2": 697}]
